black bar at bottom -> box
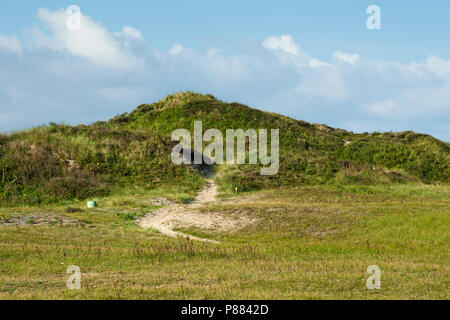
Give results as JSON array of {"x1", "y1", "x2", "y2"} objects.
[{"x1": 0, "y1": 300, "x2": 444, "y2": 318}]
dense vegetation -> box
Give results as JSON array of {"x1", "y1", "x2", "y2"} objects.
[
  {"x1": 0, "y1": 124, "x2": 202, "y2": 205},
  {"x1": 1, "y1": 92, "x2": 448, "y2": 205},
  {"x1": 108, "y1": 92, "x2": 449, "y2": 189}
]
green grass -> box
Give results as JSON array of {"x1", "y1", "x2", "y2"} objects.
[
  {"x1": 0, "y1": 123, "x2": 204, "y2": 206},
  {"x1": 0, "y1": 183, "x2": 448, "y2": 299},
  {"x1": 109, "y1": 92, "x2": 449, "y2": 189},
  {"x1": 0, "y1": 92, "x2": 448, "y2": 299}
]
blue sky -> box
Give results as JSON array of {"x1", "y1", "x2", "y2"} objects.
[{"x1": 0, "y1": 1, "x2": 449, "y2": 140}]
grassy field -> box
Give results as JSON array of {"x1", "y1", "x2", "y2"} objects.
[{"x1": 1, "y1": 182, "x2": 448, "y2": 300}]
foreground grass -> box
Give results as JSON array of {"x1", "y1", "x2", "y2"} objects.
[{"x1": 0, "y1": 184, "x2": 448, "y2": 299}]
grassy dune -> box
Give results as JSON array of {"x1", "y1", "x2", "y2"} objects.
[{"x1": 1, "y1": 92, "x2": 448, "y2": 206}]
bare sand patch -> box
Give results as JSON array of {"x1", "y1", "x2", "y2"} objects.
[{"x1": 137, "y1": 180, "x2": 255, "y2": 242}]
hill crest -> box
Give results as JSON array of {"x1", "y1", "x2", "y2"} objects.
[{"x1": 0, "y1": 92, "x2": 448, "y2": 205}]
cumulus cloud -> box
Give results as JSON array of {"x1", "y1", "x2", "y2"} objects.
[
  {"x1": 32, "y1": 8, "x2": 143, "y2": 69},
  {"x1": 115, "y1": 26, "x2": 143, "y2": 40},
  {"x1": 0, "y1": 8, "x2": 449, "y2": 142},
  {"x1": 258, "y1": 36, "x2": 450, "y2": 139},
  {"x1": 263, "y1": 35, "x2": 299, "y2": 55},
  {"x1": 263, "y1": 34, "x2": 329, "y2": 68},
  {"x1": 333, "y1": 51, "x2": 360, "y2": 65},
  {"x1": 0, "y1": 33, "x2": 22, "y2": 53},
  {"x1": 168, "y1": 44, "x2": 185, "y2": 55}
]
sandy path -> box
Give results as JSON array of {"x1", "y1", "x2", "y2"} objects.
[{"x1": 138, "y1": 179, "x2": 221, "y2": 243}]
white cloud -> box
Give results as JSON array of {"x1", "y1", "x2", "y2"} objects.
[
  {"x1": 309, "y1": 58, "x2": 330, "y2": 68},
  {"x1": 333, "y1": 51, "x2": 360, "y2": 65},
  {"x1": 296, "y1": 68, "x2": 348, "y2": 102},
  {"x1": 423, "y1": 55, "x2": 450, "y2": 77},
  {"x1": 115, "y1": 26, "x2": 143, "y2": 40},
  {"x1": 168, "y1": 44, "x2": 185, "y2": 55},
  {"x1": 263, "y1": 35, "x2": 299, "y2": 55},
  {"x1": 0, "y1": 33, "x2": 22, "y2": 53},
  {"x1": 263, "y1": 35, "x2": 329, "y2": 68},
  {"x1": 114, "y1": 26, "x2": 144, "y2": 49},
  {"x1": 33, "y1": 8, "x2": 143, "y2": 69}
]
